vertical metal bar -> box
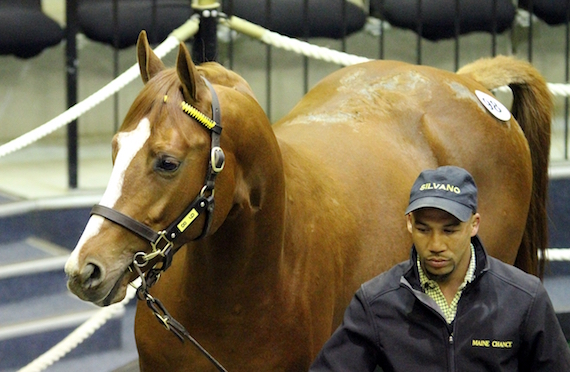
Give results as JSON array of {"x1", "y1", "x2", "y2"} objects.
[
  {"x1": 341, "y1": 0, "x2": 347, "y2": 52},
  {"x1": 191, "y1": 1, "x2": 220, "y2": 64},
  {"x1": 151, "y1": 0, "x2": 158, "y2": 43},
  {"x1": 416, "y1": 0, "x2": 422, "y2": 65},
  {"x1": 379, "y1": 0, "x2": 385, "y2": 59},
  {"x1": 227, "y1": 0, "x2": 235, "y2": 69},
  {"x1": 564, "y1": 3, "x2": 570, "y2": 160},
  {"x1": 454, "y1": 0, "x2": 460, "y2": 70},
  {"x1": 491, "y1": 0, "x2": 492, "y2": 57},
  {"x1": 265, "y1": 0, "x2": 272, "y2": 120},
  {"x1": 527, "y1": 0, "x2": 533, "y2": 62},
  {"x1": 66, "y1": 0, "x2": 78, "y2": 189},
  {"x1": 303, "y1": 0, "x2": 310, "y2": 93},
  {"x1": 112, "y1": 0, "x2": 119, "y2": 133}
]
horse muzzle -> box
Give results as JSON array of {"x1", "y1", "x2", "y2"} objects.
[{"x1": 65, "y1": 258, "x2": 130, "y2": 306}]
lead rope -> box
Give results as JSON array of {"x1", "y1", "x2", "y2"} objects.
[{"x1": 132, "y1": 254, "x2": 229, "y2": 372}]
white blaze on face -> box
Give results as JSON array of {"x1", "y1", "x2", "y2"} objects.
[{"x1": 65, "y1": 119, "x2": 151, "y2": 273}]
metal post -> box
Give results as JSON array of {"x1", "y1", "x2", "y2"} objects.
[
  {"x1": 378, "y1": 0, "x2": 385, "y2": 60},
  {"x1": 527, "y1": 0, "x2": 533, "y2": 62},
  {"x1": 491, "y1": 0, "x2": 497, "y2": 56},
  {"x1": 265, "y1": 0, "x2": 272, "y2": 120},
  {"x1": 454, "y1": 0, "x2": 460, "y2": 71},
  {"x1": 564, "y1": 4, "x2": 570, "y2": 160},
  {"x1": 416, "y1": 0, "x2": 423, "y2": 65},
  {"x1": 226, "y1": 0, "x2": 235, "y2": 69},
  {"x1": 112, "y1": 0, "x2": 119, "y2": 133},
  {"x1": 341, "y1": 0, "x2": 347, "y2": 52},
  {"x1": 303, "y1": 0, "x2": 309, "y2": 93},
  {"x1": 66, "y1": 0, "x2": 79, "y2": 189},
  {"x1": 192, "y1": 0, "x2": 220, "y2": 64}
]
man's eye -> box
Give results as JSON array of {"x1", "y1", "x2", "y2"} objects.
[{"x1": 155, "y1": 156, "x2": 180, "y2": 172}]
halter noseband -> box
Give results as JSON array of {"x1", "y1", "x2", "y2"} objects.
[{"x1": 90, "y1": 77, "x2": 225, "y2": 273}]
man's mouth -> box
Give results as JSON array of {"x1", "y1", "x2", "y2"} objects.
[{"x1": 426, "y1": 258, "x2": 449, "y2": 269}]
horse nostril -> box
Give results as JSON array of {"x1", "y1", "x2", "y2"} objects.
[{"x1": 80, "y1": 262, "x2": 103, "y2": 289}]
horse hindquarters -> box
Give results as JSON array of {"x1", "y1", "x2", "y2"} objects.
[{"x1": 458, "y1": 56, "x2": 553, "y2": 277}]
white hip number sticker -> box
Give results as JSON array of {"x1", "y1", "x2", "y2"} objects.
[{"x1": 475, "y1": 90, "x2": 511, "y2": 122}]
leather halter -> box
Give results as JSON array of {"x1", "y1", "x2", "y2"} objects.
[{"x1": 91, "y1": 78, "x2": 225, "y2": 273}]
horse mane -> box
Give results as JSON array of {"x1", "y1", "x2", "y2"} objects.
[{"x1": 197, "y1": 62, "x2": 259, "y2": 102}]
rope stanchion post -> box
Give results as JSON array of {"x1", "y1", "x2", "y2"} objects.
[
  {"x1": 65, "y1": 0, "x2": 79, "y2": 189},
  {"x1": 192, "y1": 0, "x2": 220, "y2": 64}
]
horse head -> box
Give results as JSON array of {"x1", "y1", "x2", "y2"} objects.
[{"x1": 65, "y1": 31, "x2": 277, "y2": 307}]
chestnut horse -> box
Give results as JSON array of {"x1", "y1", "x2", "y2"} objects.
[{"x1": 65, "y1": 31, "x2": 552, "y2": 371}]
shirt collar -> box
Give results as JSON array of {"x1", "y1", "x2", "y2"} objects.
[{"x1": 417, "y1": 243, "x2": 476, "y2": 290}]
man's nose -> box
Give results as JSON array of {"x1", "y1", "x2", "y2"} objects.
[{"x1": 428, "y1": 233, "x2": 446, "y2": 253}]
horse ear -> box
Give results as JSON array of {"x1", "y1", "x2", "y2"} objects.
[
  {"x1": 137, "y1": 30, "x2": 165, "y2": 84},
  {"x1": 176, "y1": 42, "x2": 205, "y2": 102}
]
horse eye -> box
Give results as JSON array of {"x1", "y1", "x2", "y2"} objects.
[{"x1": 155, "y1": 156, "x2": 180, "y2": 172}]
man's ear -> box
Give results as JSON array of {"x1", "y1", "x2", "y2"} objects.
[
  {"x1": 406, "y1": 213, "x2": 414, "y2": 234},
  {"x1": 470, "y1": 213, "x2": 481, "y2": 237}
]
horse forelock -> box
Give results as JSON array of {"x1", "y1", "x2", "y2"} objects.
[{"x1": 121, "y1": 68, "x2": 215, "y2": 134}]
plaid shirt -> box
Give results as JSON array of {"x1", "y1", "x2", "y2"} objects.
[{"x1": 417, "y1": 244, "x2": 476, "y2": 324}]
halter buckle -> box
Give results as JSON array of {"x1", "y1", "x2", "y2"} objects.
[
  {"x1": 151, "y1": 231, "x2": 175, "y2": 255},
  {"x1": 211, "y1": 146, "x2": 225, "y2": 173}
]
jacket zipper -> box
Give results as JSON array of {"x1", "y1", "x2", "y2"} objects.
[
  {"x1": 448, "y1": 332, "x2": 455, "y2": 371},
  {"x1": 401, "y1": 280, "x2": 457, "y2": 371}
]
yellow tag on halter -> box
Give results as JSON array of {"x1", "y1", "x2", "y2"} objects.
[
  {"x1": 180, "y1": 101, "x2": 217, "y2": 130},
  {"x1": 177, "y1": 208, "x2": 199, "y2": 232}
]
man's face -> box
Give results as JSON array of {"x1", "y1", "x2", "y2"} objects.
[{"x1": 407, "y1": 208, "x2": 480, "y2": 283}]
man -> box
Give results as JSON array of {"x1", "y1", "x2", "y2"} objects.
[{"x1": 309, "y1": 166, "x2": 570, "y2": 371}]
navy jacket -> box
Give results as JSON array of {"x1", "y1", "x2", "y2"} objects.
[{"x1": 310, "y1": 237, "x2": 570, "y2": 371}]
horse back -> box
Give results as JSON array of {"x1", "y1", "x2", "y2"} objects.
[{"x1": 273, "y1": 59, "x2": 535, "y2": 320}]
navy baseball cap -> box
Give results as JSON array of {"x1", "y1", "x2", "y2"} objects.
[{"x1": 405, "y1": 166, "x2": 478, "y2": 222}]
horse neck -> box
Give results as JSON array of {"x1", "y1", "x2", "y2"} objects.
[{"x1": 183, "y1": 111, "x2": 286, "y2": 294}]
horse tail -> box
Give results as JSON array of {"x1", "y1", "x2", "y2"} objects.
[{"x1": 457, "y1": 55, "x2": 553, "y2": 278}]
